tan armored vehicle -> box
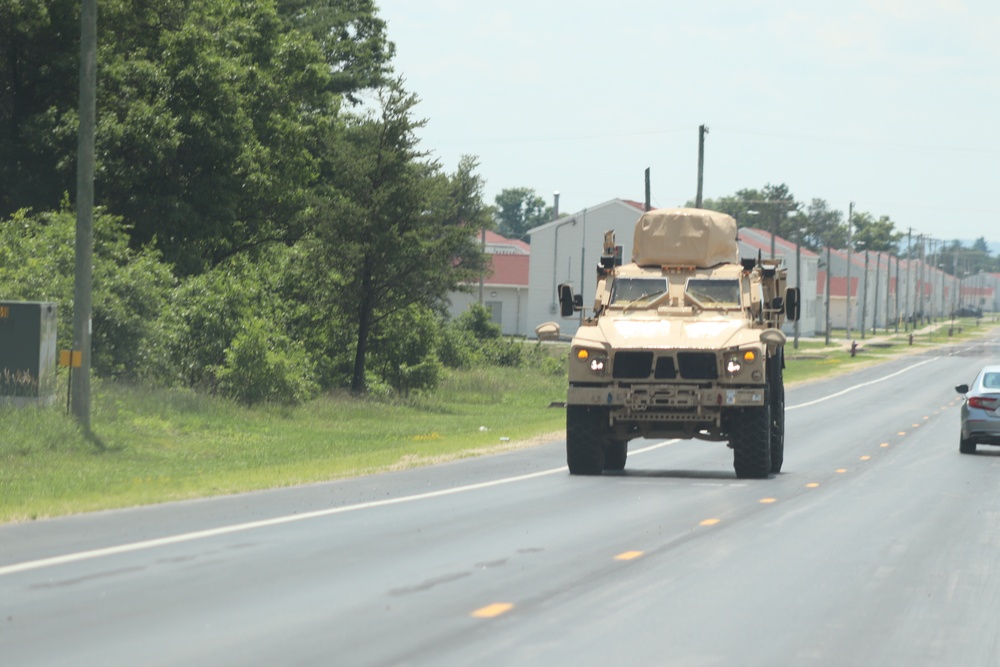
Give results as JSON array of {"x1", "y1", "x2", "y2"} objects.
[{"x1": 543, "y1": 208, "x2": 799, "y2": 478}]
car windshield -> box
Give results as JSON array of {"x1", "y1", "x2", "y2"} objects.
[
  {"x1": 610, "y1": 277, "x2": 669, "y2": 305},
  {"x1": 685, "y1": 279, "x2": 742, "y2": 308}
]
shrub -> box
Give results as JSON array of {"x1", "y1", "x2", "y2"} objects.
[
  {"x1": 0, "y1": 207, "x2": 175, "y2": 380},
  {"x1": 216, "y1": 317, "x2": 318, "y2": 406}
]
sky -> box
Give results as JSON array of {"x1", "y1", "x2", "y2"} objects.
[{"x1": 374, "y1": 0, "x2": 1000, "y2": 247}]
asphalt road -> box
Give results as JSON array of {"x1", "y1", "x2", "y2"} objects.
[{"x1": 3, "y1": 333, "x2": 1000, "y2": 667}]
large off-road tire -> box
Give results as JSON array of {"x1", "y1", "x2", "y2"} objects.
[
  {"x1": 730, "y1": 402, "x2": 772, "y2": 479},
  {"x1": 960, "y1": 434, "x2": 976, "y2": 454},
  {"x1": 566, "y1": 406, "x2": 606, "y2": 475},
  {"x1": 768, "y1": 350, "x2": 785, "y2": 474},
  {"x1": 603, "y1": 440, "x2": 628, "y2": 471}
]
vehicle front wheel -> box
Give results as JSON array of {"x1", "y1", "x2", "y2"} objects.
[
  {"x1": 604, "y1": 440, "x2": 628, "y2": 471},
  {"x1": 768, "y1": 351, "x2": 785, "y2": 474},
  {"x1": 960, "y1": 435, "x2": 977, "y2": 454},
  {"x1": 566, "y1": 406, "x2": 606, "y2": 475},
  {"x1": 729, "y1": 403, "x2": 772, "y2": 479}
]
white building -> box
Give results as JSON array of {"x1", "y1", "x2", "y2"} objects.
[
  {"x1": 526, "y1": 199, "x2": 647, "y2": 338},
  {"x1": 447, "y1": 230, "x2": 530, "y2": 336}
]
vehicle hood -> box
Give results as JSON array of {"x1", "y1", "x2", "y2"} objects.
[{"x1": 574, "y1": 313, "x2": 764, "y2": 351}]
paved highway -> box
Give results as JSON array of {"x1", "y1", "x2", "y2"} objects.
[{"x1": 2, "y1": 333, "x2": 999, "y2": 666}]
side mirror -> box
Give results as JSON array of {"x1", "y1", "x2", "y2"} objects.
[
  {"x1": 955, "y1": 384, "x2": 969, "y2": 394},
  {"x1": 558, "y1": 283, "x2": 577, "y2": 318},
  {"x1": 784, "y1": 287, "x2": 800, "y2": 322}
]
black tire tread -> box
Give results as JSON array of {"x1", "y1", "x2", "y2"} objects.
[
  {"x1": 604, "y1": 441, "x2": 627, "y2": 471},
  {"x1": 731, "y1": 402, "x2": 772, "y2": 479},
  {"x1": 567, "y1": 406, "x2": 605, "y2": 475}
]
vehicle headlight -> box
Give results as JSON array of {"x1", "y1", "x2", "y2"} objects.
[
  {"x1": 725, "y1": 349, "x2": 759, "y2": 376},
  {"x1": 573, "y1": 347, "x2": 607, "y2": 375}
]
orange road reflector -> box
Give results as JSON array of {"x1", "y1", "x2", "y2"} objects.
[{"x1": 471, "y1": 603, "x2": 514, "y2": 619}]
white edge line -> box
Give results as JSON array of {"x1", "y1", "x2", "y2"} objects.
[
  {"x1": 787, "y1": 356, "x2": 939, "y2": 410},
  {"x1": 0, "y1": 468, "x2": 565, "y2": 577}
]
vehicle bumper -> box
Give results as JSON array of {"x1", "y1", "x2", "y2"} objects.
[{"x1": 568, "y1": 383, "x2": 766, "y2": 411}]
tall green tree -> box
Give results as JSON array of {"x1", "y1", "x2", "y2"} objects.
[
  {"x1": 493, "y1": 187, "x2": 550, "y2": 241},
  {"x1": 0, "y1": 0, "x2": 394, "y2": 274},
  {"x1": 804, "y1": 198, "x2": 846, "y2": 250},
  {"x1": 850, "y1": 212, "x2": 903, "y2": 253},
  {"x1": 696, "y1": 183, "x2": 800, "y2": 239},
  {"x1": 275, "y1": 0, "x2": 394, "y2": 100},
  {"x1": 307, "y1": 82, "x2": 490, "y2": 393}
]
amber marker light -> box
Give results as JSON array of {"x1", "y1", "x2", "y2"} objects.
[
  {"x1": 743, "y1": 350, "x2": 756, "y2": 362},
  {"x1": 576, "y1": 349, "x2": 589, "y2": 360}
]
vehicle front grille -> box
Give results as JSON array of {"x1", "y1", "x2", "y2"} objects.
[
  {"x1": 613, "y1": 351, "x2": 654, "y2": 379},
  {"x1": 654, "y1": 356, "x2": 677, "y2": 379},
  {"x1": 612, "y1": 351, "x2": 718, "y2": 381},
  {"x1": 677, "y1": 352, "x2": 718, "y2": 380}
]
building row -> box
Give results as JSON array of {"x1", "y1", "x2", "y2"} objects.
[{"x1": 449, "y1": 199, "x2": 999, "y2": 339}]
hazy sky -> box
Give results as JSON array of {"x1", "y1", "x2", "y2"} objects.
[{"x1": 375, "y1": 1, "x2": 999, "y2": 245}]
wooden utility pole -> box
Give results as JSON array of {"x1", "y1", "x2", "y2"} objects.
[
  {"x1": 846, "y1": 202, "x2": 854, "y2": 340},
  {"x1": 824, "y1": 245, "x2": 832, "y2": 345},
  {"x1": 695, "y1": 125, "x2": 708, "y2": 208},
  {"x1": 644, "y1": 168, "x2": 651, "y2": 211},
  {"x1": 904, "y1": 229, "x2": 912, "y2": 331},
  {"x1": 73, "y1": 0, "x2": 97, "y2": 430}
]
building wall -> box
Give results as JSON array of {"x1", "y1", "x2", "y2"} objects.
[
  {"x1": 527, "y1": 200, "x2": 644, "y2": 338},
  {"x1": 449, "y1": 286, "x2": 529, "y2": 337}
]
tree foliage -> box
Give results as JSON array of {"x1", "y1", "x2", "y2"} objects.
[
  {"x1": 304, "y1": 81, "x2": 491, "y2": 392},
  {"x1": 0, "y1": 206, "x2": 175, "y2": 380},
  {"x1": 0, "y1": 0, "x2": 394, "y2": 274},
  {"x1": 493, "y1": 187, "x2": 551, "y2": 241},
  {"x1": 848, "y1": 212, "x2": 903, "y2": 253}
]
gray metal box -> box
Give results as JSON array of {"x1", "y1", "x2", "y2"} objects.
[{"x1": 0, "y1": 301, "x2": 58, "y2": 406}]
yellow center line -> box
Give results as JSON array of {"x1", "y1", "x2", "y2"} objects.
[
  {"x1": 805, "y1": 482, "x2": 820, "y2": 488},
  {"x1": 700, "y1": 518, "x2": 721, "y2": 526},
  {"x1": 759, "y1": 498, "x2": 777, "y2": 504},
  {"x1": 912, "y1": 424, "x2": 920, "y2": 428},
  {"x1": 471, "y1": 603, "x2": 514, "y2": 619},
  {"x1": 880, "y1": 443, "x2": 890, "y2": 448},
  {"x1": 860, "y1": 455, "x2": 871, "y2": 461},
  {"x1": 898, "y1": 431, "x2": 906, "y2": 436},
  {"x1": 923, "y1": 416, "x2": 930, "y2": 420},
  {"x1": 615, "y1": 551, "x2": 644, "y2": 561},
  {"x1": 835, "y1": 468, "x2": 847, "y2": 474}
]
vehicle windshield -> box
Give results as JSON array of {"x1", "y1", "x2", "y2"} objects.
[
  {"x1": 609, "y1": 277, "x2": 669, "y2": 305},
  {"x1": 685, "y1": 279, "x2": 742, "y2": 309}
]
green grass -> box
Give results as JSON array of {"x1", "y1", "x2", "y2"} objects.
[{"x1": 0, "y1": 366, "x2": 567, "y2": 522}]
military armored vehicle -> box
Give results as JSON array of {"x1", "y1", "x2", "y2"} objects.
[{"x1": 542, "y1": 207, "x2": 799, "y2": 478}]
